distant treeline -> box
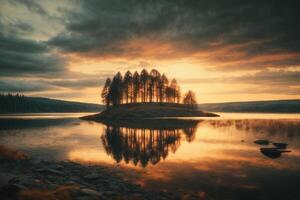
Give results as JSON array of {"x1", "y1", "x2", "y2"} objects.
[
  {"x1": 101, "y1": 69, "x2": 197, "y2": 107},
  {"x1": 0, "y1": 93, "x2": 103, "y2": 113},
  {"x1": 198, "y1": 99, "x2": 300, "y2": 113}
]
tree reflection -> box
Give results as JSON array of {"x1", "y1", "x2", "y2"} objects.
[{"x1": 101, "y1": 120, "x2": 198, "y2": 167}]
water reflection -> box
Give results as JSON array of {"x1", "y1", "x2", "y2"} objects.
[
  {"x1": 100, "y1": 119, "x2": 198, "y2": 167},
  {"x1": 205, "y1": 119, "x2": 300, "y2": 136},
  {"x1": 0, "y1": 115, "x2": 300, "y2": 199}
]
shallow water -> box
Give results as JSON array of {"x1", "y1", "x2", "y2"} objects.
[{"x1": 0, "y1": 112, "x2": 300, "y2": 199}]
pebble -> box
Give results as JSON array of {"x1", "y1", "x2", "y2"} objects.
[
  {"x1": 0, "y1": 172, "x2": 16, "y2": 188},
  {"x1": 0, "y1": 158, "x2": 175, "y2": 200},
  {"x1": 84, "y1": 173, "x2": 101, "y2": 180},
  {"x1": 80, "y1": 188, "x2": 102, "y2": 197},
  {"x1": 36, "y1": 167, "x2": 64, "y2": 175}
]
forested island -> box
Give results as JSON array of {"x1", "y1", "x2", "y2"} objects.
[
  {"x1": 0, "y1": 94, "x2": 103, "y2": 113},
  {"x1": 101, "y1": 69, "x2": 197, "y2": 107},
  {"x1": 84, "y1": 69, "x2": 218, "y2": 120}
]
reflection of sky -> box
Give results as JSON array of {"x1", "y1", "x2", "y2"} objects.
[{"x1": 0, "y1": 114, "x2": 300, "y2": 199}]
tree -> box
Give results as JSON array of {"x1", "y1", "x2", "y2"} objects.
[
  {"x1": 183, "y1": 90, "x2": 197, "y2": 105},
  {"x1": 149, "y1": 69, "x2": 161, "y2": 102},
  {"x1": 176, "y1": 85, "x2": 181, "y2": 103},
  {"x1": 101, "y1": 78, "x2": 111, "y2": 107},
  {"x1": 108, "y1": 72, "x2": 123, "y2": 106},
  {"x1": 170, "y1": 79, "x2": 179, "y2": 103},
  {"x1": 158, "y1": 74, "x2": 168, "y2": 103},
  {"x1": 123, "y1": 71, "x2": 133, "y2": 103},
  {"x1": 165, "y1": 86, "x2": 173, "y2": 103},
  {"x1": 132, "y1": 71, "x2": 140, "y2": 103},
  {"x1": 100, "y1": 69, "x2": 193, "y2": 106},
  {"x1": 140, "y1": 69, "x2": 149, "y2": 102}
]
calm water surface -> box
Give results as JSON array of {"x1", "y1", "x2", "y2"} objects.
[{"x1": 0, "y1": 112, "x2": 300, "y2": 199}]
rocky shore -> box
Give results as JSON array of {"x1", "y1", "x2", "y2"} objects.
[
  {"x1": 0, "y1": 147, "x2": 178, "y2": 200},
  {"x1": 81, "y1": 103, "x2": 219, "y2": 121}
]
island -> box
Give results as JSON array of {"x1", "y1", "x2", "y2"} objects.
[{"x1": 83, "y1": 69, "x2": 219, "y2": 121}]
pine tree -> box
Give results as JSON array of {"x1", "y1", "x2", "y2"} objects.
[{"x1": 101, "y1": 78, "x2": 111, "y2": 107}]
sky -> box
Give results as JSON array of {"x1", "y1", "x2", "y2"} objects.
[{"x1": 0, "y1": 0, "x2": 300, "y2": 104}]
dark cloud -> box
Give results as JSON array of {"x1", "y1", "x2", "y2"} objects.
[
  {"x1": 179, "y1": 69, "x2": 300, "y2": 86},
  {"x1": 0, "y1": 72, "x2": 110, "y2": 93},
  {"x1": 12, "y1": 21, "x2": 34, "y2": 33},
  {"x1": 0, "y1": 18, "x2": 34, "y2": 35},
  {"x1": 0, "y1": 33, "x2": 66, "y2": 77},
  {"x1": 232, "y1": 70, "x2": 300, "y2": 85},
  {"x1": 8, "y1": 0, "x2": 47, "y2": 16},
  {"x1": 45, "y1": 77, "x2": 106, "y2": 89},
  {"x1": 48, "y1": 0, "x2": 300, "y2": 69},
  {"x1": 0, "y1": 79, "x2": 52, "y2": 92},
  {"x1": 209, "y1": 85, "x2": 300, "y2": 96}
]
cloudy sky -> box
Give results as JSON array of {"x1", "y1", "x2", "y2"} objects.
[{"x1": 1, "y1": 0, "x2": 299, "y2": 103}]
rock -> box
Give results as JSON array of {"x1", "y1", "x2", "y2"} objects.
[
  {"x1": 0, "y1": 183, "x2": 28, "y2": 199},
  {"x1": 272, "y1": 142, "x2": 288, "y2": 149},
  {"x1": 80, "y1": 188, "x2": 102, "y2": 197},
  {"x1": 103, "y1": 191, "x2": 115, "y2": 196},
  {"x1": 64, "y1": 180, "x2": 78, "y2": 185},
  {"x1": 0, "y1": 173, "x2": 16, "y2": 188},
  {"x1": 36, "y1": 167, "x2": 64, "y2": 176},
  {"x1": 77, "y1": 197, "x2": 97, "y2": 200},
  {"x1": 16, "y1": 175, "x2": 43, "y2": 188},
  {"x1": 254, "y1": 139, "x2": 270, "y2": 145},
  {"x1": 84, "y1": 173, "x2": 101, "y2": 180},
  {"x1": 70, "y1": 176, "x2": 82, "y2": 182},
  {"x1": 10, "y1": 183, "x2": 27, "y2": 191},
  {"x1": 50, "y1": 164, "x2": 63, "y2": 170},
  {"x1": 47, "y1": 183, "x2": 58, "y2": 189},
  {"x1": 260, "y1": 147, "x2": 291, "y2": 159}
]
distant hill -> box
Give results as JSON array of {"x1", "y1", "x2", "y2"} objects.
[
  {"x1": 0, "y1": 94, "x2": 104, "y2": 113},
  {"x1": 198, "y1": 99, "x2": 300, "y2": 113}
]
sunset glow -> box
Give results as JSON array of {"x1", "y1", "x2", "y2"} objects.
[{"x1": 1, "y1": 0, "x2": 299, "y2": 104}]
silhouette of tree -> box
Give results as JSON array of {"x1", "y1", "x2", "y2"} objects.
[
  {"x1": 123, "y1": 71, "x2": 133, "y2": 103},
  {"x1": 100, "y1": 69, "x2": 197, "y2": 106},
  {"x1": 158, "y1": 74, "x2": 168, "y2": 102},
  {"x1": 165, "y1": 86, "x2": 173, "y2": 103},
  {"x1": 132, "y1": 71, "x2": 140, "y2": 102},
  {"x1": 140, "y1": 69, "x2": 149, "y2": 102},
  {"x1": 108, "y1": 72, "x2": 123, "y2": 106},
  {"x1": 183, "y1": 90, "x2": 197, "y2": 105},
  {"x1": 101, "y1": 78, "x2": 111, "y2": 107},
  {"x1": 149, "y1": 69, "x2": 161, "y2": 102},
  {"x1": 170, "y1": 79, "x2": 180, "y2": 103}
]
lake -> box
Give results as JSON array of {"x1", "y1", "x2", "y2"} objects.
[{"x1": 0, "y1": 113, "x2": 300, "y2": 200}]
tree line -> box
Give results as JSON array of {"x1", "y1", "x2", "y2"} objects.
[
  {"x1": 101, "y1": 69, "x2": 197, "y2": 107},
  {"x1": 0, "y1": 93, "x2": 102, "y2": 113}
]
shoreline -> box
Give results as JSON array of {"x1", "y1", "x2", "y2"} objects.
[
  {"x1": 0, "y1": 155, "x2": 178, "y2": 200},
  {"x1": 81, "y1": 103, "x2": 220, "y2": 121}
]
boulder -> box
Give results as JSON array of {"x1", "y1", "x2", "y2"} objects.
[
  {"x1": 272, "y1": 142, "x2": 288, "y2": 149},
  {"x1": 254, "y1": 139, "x2": 270, "y2": 145}
]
